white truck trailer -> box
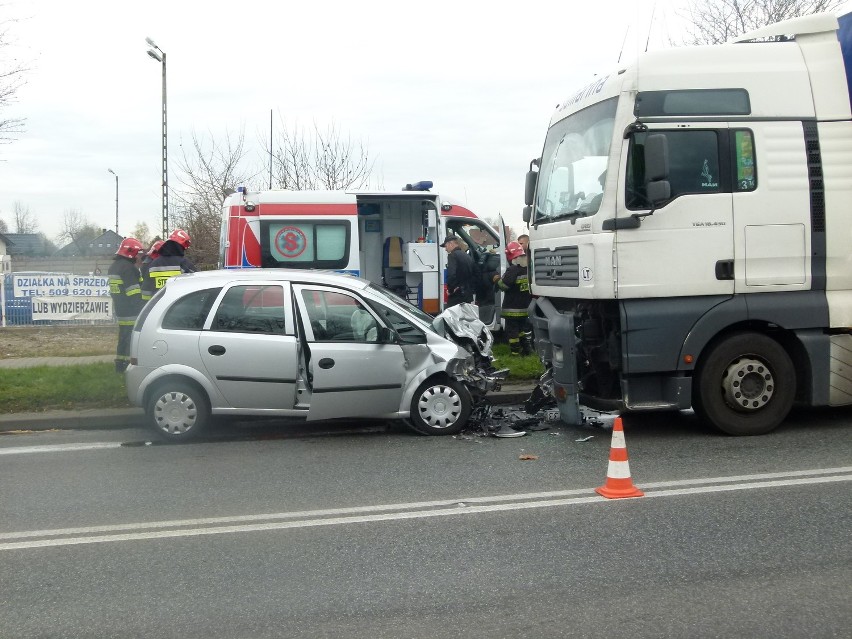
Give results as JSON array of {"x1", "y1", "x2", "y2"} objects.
[{"x1": 523, "y1": 13, "x2": 852, "y2": 435}]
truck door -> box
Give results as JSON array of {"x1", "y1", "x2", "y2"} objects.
[{"x1": 615, "y1": 125, "x2": 736, "y2": 299}]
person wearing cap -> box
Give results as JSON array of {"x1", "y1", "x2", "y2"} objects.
[
  {"x1": 141, "y1": 229, "x2": 198, "y2": 300},
  {"x1": 440, "y1": 234, "x2": 476, "y2": 307}
]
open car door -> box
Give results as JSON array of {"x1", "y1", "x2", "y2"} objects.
[{"x1": 293, "y1": 284, "x2": 408, "y2": 421}]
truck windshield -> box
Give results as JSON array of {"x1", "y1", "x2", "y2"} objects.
[{"x1": 534, "y1": 97, "x2": 617, "y2": 224}]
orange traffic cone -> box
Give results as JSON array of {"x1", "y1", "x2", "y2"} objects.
[{"x1": 595, "y1": 416, "x2": 644, "y2": 499}]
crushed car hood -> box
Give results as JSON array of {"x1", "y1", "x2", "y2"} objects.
[{"x1": 433, "y1": 303, "x2": 494, "y2": 358}]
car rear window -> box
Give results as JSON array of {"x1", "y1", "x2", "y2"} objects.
[{"x1": 161, "y1": 287, "x2": 222, "y2": 331}]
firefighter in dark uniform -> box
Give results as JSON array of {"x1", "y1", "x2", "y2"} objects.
[
  {"x1": 492, "y1": 241, "x2": 533, "y2": 355},
  {"x1": 139, "y1": 239, "x2": 164, "y2": 302},
  {"x1": 108, "y1": 237, "x2": 145, "y2": 373},
  {"x1": 140, "y1": 229, "x2": 197, "y2": 300}
]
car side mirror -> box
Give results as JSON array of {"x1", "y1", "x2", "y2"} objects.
[{"x1": 378, "y1": 326, "x2": 396, "y2": 343}]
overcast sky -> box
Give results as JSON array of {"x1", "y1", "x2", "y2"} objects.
[{"x1": 1, "y1": 0, "x2": 849, "y2": 245}]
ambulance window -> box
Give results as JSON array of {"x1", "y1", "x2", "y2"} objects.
[
  {"x1": 260, "y1": 220, "x2": 351, "y2": 270},
  {"x1": 733, "y1": 129, "x2": 757, "y2": 192}
]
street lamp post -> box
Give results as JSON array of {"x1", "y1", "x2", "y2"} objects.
[
  {"x1": 145, "y1": 37, "x2": 168, "y2": 239},
  {"x1": 107, "y1": 168, "x2": 118, "y2": 235}
]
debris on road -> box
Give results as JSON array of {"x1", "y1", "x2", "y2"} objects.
[
  {"x1": 575, "y1": 435, "x2": 595, "y2": 442},
  {"x1": 519, "y1": 454, "x2": 539, "y2": 461}
]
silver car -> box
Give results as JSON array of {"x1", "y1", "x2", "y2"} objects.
[{"x1": 127, "y1": 269, "x2": 504, "y2": 440}]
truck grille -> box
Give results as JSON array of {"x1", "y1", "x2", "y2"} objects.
[{"x1": 532, "y1": 246, "x2": 579, "y2": 287}]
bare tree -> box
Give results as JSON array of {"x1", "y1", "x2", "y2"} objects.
[
  {"x1": 56, "y1": 208, "x2": 101, "y2": 254},
  {"x1": 130, "y1": 221, "x2": 153, "y2": 247},
  {"x1": 680, "y1": 0, "x2": 844, "y2": 45},
  {"x1": 265, "y1": 118, "x2": 375, "y2": 190},
  {"x1": 0, "y1": 5, "x2": 27, "y2": 145},
  {"x1": 0, "y1": 215, "x2": 7, "y2": 233},
  {"x1": 173, "y1": 127, "x2": 254, "y2": 268},
  {"x1": 13, "y1": 200, "x2": 37, "y2": 233}
]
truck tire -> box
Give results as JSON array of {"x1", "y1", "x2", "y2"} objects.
[{"x1": 693, "y1": 332, "x2": 795, "y2": 436}]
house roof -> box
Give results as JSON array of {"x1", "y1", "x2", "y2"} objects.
[
  {"x1": 56, "y1": 230, "x2": 124, "y2": 257},
  {"x1": 5, "y1": 233, "x2": 46, "y2": 256}
]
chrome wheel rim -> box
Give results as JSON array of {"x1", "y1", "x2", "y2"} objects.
[
  {"x1": 153, "y1": 390, "x2": 199, "y2": 435},
  {"x1": 417, "y1": 384, "x2": 462, "y2": 430},
  {"x1": 722, "y1": 357, "x2": 774, "y2": 411}
]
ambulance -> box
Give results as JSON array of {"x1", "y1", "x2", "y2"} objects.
[{"x1": 219, "y1": 182, "x2": 507, "y2": 328}]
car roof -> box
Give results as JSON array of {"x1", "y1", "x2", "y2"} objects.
[{"x1": 166, "y1": 268, "x2": 371, "y2": 291}]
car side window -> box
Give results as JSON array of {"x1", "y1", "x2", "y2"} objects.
[
  {"x1": 300, "y1": 289, "x2": 378, "y2": 342},
  {"x1": 211, "y1": 285, "x2": 287, "y2": 335},
  {"x1": 161, "y1": 287, "x2": 222, "y2": 331},
  {"x1": 370, "y1": 304, "x2": 427, "y2": 344}
]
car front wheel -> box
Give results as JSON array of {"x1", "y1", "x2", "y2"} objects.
[
  {"x1": 408, "y1": 378, "x2": 472, "y2": 436},
  {"x1": 146, "y1": 381, "x2": 210, "y2": 441}
]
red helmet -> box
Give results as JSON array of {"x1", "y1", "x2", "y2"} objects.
[
  {"x1": 115, "y1": 237, "x2": 144, "y2": 259},
  {"x1": 148, "y1": 240, "x2": 165, "y2": 259},
  {"x1": 168, "y1": 228, "x2": 191, "y2": 249},
  {"x1": 505, "y1": 241, "x2": 525, "y2": 262}
]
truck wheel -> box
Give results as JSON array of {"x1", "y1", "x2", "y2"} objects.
[
  {"x1": 693, "y1": 333, "x2": 795, "y2": 436},
  {"x1": 408, "y1": 378, "x2": 472, "y2": 436},
  {"x1": 147, "y1": 381, "x2": 210, "y2": 441}
]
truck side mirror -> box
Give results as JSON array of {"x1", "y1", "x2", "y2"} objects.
[
  {"x1": 522, "y1": 205, "x2": 532, "y2": 224},
  {"x1": 524, "y1": 169, "x2": 538, "y2": 206},
  {"x1": 644, "y1": 134, "x2": 671, "y2": 205}
]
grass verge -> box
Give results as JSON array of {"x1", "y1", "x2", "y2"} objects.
[
  {"x1": 0, "y1": 364, "x2": 132, "y2": 413},
  {"x1": 491, "y1": 343, "x2": 544, "y2": 381}
]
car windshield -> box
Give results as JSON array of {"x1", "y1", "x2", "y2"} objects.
[
  {"x1": 366, "y1": 283, "x2": 438, "y2": 333},
  {"x1": 534, "y1": 97, "x2": 617, "y2": 224}
]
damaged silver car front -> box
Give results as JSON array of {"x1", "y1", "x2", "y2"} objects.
[{"x1": 432, "y1": 303, "x2": 509, "y2": 399}]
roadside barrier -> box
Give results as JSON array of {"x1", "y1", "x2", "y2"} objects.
[{"x1": 595, "y1": 416, "x2": 644, "y2": 499}]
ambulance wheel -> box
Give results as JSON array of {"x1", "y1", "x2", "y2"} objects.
[
  {"x1": 693, "y1": 332, "x2": 795, "y2": 436},
  {"x1": 147, "y1": 380, "x2": 210, "y2": 441},
  {"x1": 408, "y1": 377, "x2": 472, "y2": 436}
]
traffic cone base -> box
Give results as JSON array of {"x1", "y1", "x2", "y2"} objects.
[{"x1": 595, "y1": 416, "x2": 644, "y2": 499}]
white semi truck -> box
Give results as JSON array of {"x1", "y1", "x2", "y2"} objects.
[{"x1": 523, "y1": 13, "x2": 852, "y2": 435}]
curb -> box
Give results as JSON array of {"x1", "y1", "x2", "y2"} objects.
[
  {"x1": 0, "y1": 408, "x2": 146, "y2": 433},
  {"x1": 0, "y1": 385, "x2": 534, "y2": 433}
]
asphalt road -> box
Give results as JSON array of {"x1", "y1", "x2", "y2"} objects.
[{"x1": 1, "y1": 407, "x2": 850, "y2": 638}]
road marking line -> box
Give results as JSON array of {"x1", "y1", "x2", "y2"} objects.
[
  {"x1": 3, "y1": 466, "x2": 849, "y2": 541},
  {"x1": 1, "y1": 472, "x2": 850, "y2": 551},
  {"x1": 0, "y1": 442, "x2": 124, "y2": 455}
]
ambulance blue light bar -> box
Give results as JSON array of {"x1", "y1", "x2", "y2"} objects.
[{"x1": 403, "y1": 181, "x2": 433, "y2": 191}]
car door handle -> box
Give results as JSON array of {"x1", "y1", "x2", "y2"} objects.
[
  {"x1": 208, "y1": 345, "x2": 226, "y2": 356},
  {"x1": 318, "y1": 358, "x2": 335, "y2": 369}
]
